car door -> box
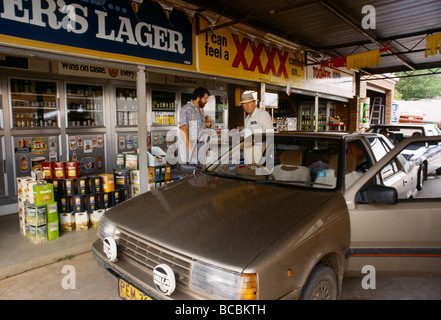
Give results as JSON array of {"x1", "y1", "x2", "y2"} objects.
[
  {"x1": 344, "y1": 136, "x2": 441, "y2": 276},
  {"x1": 366, "y1": 136, "x2": 417, "y2": 199}
]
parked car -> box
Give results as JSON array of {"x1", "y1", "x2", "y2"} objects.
[
  {"x1": 368, "y1": 123, "x2": 441, "y2": 190},
  {"x1": 92, "y1": 132, "x2": 440, "y2": 300}
]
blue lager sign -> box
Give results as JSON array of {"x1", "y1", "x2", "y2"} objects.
[{"x1": 0, "y1": 0, "x2": 193, "y2": 65}]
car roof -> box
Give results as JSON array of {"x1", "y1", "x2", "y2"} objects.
[
  {"x1": 274, "y1": 131, "x2": 380, "y2": 140},
  {"x1": 370, "y1": 123, "x2": 433, "y2": 128}
]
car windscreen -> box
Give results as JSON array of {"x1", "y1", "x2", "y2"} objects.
[{"x1": 206, "y1": 134, "x2": 341, "y2": 190}]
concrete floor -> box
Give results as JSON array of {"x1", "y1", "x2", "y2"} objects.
[{"x1": 1, "y1": 212, "x2": 440, "y2": 300}]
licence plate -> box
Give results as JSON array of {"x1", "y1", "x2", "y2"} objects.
[{"x1": 118, "y1": 278, "x2": 153, "y2": 300}]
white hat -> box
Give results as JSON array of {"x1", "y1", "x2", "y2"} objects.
[{"x1": 240, "y1": 92, "x2": 257, "y2": 104}]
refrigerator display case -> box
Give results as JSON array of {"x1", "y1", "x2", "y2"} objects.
[
  {"x1": 67, "y1": 134, "x2": 106, "y2": 175},
  {"x1": 66, "y1": 83, "x2": 103, "y2": 127},
  {"x1": 116, "y1": 87, "x2": 138, "y2": 126},
  {"x1": 299, "y1": 103, "x2": 327, "y2": 131},
  {"x1": 152, "y1": 90, "x2": 176, "y2": 126},
  {"x1": 13, "y1": 135, "x2": 60, "y2": 178},
  {"x1": 10, "y1": 78, "x2": 58, "y2": 128}
]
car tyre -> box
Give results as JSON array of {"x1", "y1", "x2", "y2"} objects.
[
  {"x1": 417, "y1": 163, "x2": 425, "y2": 191},
  {"x1": 299, "y1": 264, "x2": 337, "y2": 300}
]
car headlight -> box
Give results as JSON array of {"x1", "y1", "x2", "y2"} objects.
[
  {"x1": 97, "y1": 215, "x2": 117, "y2": 239},
  {"x1": 191, "y1": 262, "x2": 258, "y2": 300}
]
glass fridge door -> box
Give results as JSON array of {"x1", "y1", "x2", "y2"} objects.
[
  {"x1": 66, "y1": 83, "x2": 104, "y2": 127},
  {"x1": 152, "y1": 90, "x2": 176, "y2": 126},
  {"x1": 116, "y1": 87, "x2": 137, "y2": 126},
  {"x1": 10, "y1": 78, "x2": 58, "y2": 128},
  {"x1": 317, "y1": 104, "x2": 327, "y2": 131},
  {"x1": 300, "y1": 105, "x2": 312, "y2": 131}
]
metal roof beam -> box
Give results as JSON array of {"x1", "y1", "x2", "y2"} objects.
[{"x1": 320, "y1": 0, "x2": 416, "y2": 71}]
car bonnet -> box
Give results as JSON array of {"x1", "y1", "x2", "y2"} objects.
[{"x1": 105, "y1": 174, "x2": 336, "y2": 271}]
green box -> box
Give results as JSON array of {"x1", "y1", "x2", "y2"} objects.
[
  {"x1": 46, "y1": 202, "x2": 59, "y2": 241},
  {"x1": 33, "y1": 183, "x2": 54, "y2": 206}
]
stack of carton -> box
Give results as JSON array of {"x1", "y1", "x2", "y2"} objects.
[{"x1": 17, "y1": 178, "x2": 60, "y2": 244}]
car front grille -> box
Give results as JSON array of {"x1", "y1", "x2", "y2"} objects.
[{"x1": 115, "y1": 227, "x2": 193, "y2": 287}]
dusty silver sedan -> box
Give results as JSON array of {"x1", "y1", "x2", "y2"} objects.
[{"x1": 92, "y1": 132, "x2": 441, "y2": 300}]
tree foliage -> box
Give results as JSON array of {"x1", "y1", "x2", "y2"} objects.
[{"x1": 395, "y1": 70, "x2": 441, "y2": 100}]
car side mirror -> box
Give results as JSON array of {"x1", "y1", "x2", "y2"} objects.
[{"x1": 356, "y1": 185, "x2": 398, "y2": 205}]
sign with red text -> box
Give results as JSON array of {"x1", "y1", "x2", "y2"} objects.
[
  {"x1": 305, "y1": 58, "x2": 355, "y2": 98},
  {"x1": 198, "y1": 20, "x2": 305, "y2": 88}
]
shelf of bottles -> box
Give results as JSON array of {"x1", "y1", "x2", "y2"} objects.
[
  {"x1": 299, "y1": 105, "x2": 327, "y2": 131},
  {"x1": 152, "y1": 90, "x2": 176, "y2": 126},
  {"x1": 11, "y1": 79, "x2": 58, "y2": 128},
  {"x1": 66, "y1": 83, "x2": 103, "y2": 127},
  {"x1": 116, "y1": 87, "x2": 137, "y2": 126},
  {"x1": 215, "y1": 96, "x2": 225, "y2": 125}
]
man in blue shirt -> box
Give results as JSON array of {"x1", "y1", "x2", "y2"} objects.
[{"x1": 179, "y1": 87, "x2": 210, "y2": 162}]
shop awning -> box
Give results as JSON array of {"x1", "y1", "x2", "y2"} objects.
[{"x1": 179, "y1": 0, "x2": 441, "y2": 76}]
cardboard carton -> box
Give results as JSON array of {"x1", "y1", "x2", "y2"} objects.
[
  {"x1": 75, "y1": 212, "x2": 89, "y2": 231},
  {"x1": 60, "y1": 212, "x2": 75, "y2": 231},
  {"x1": 99, "y1": 173, "x2": 115, "y2": 193},
  {"x1": 46, "y1": 202, "x2": 59, "y2": 240},
  {"x1": 33, "y1": 182, "x2": 54, "y2": 206}
]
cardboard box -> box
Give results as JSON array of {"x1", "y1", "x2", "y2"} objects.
[
  {"x1": 65, "y1": 161, "x2": 79, "y2": 179},
  {"x1": 114, "y1": 169, "x2": 130, "y2": 188},
  {"x1": 53, "y1": 162, "x2": 66, "y2": 179},
  {"x1": 131, "y1": 184, "x2": 141, "y2": 197},
  {"x1": 60, "y1": 212, "x2": 75, "y2": 231},
  {"x1": 99, "y1": 173, "x2": 115, "y2": 193},
  {"x1": 85, "y1": 194, "x2": 97, "y2": 212},
  {"x1": 76, "y1": 177, "x2": 87, "y2": 195},
  {"x1": 33, "y1": 182, "x2": 54, "y2": 206},
  {"x1": 148, "y1": 147, "x2": 166, "y2": 166},
  {"x1": 87, "y1": 175, "x2": 102, "y2": 194},
  {"x1": 17, "y1": 177, "x2": 34, "y2": 197},
  {"x1": 75, "y1": 212, "x2": 89, "y2": 231},
  {"x1": 90, "y1": 209, "x2": 105, "y2": 229},
  {"x1": 98, "y1": 192, "x2": 110, "y2": 209},
  {"x1": 26, "y1": 203, "x2": 47, "y2": 226},
  {"x1": 148, "y1": 167, "x2": 155, "y2": 183},
  {"x1": 130, "y1": 170, "x2": 140, "y2": 185},
  {"x1": 25, "y1": 180, "x2": 39, "y2": 204},
  {"x1": 124, "y1": 153, "x2": 138, "y2": 170},
  {"x1": 72, "y1": 195, "x2": 83, "y2": 213},
  {"x1": 64, "y1": 179, "x2": 75, "y2": 196},
  {"x1": 42, "y1": 162, "x2": 53, "y2": 180},
  {"x1": 116, "y1": 154, "x2": 125, "y2": 170},
  {"x1": 46, "y1": 202, "x2": 59, "y2": 240},
  {"x1": 58, "y1": 196, "x2": 72, "y2": 213},
  {"x1": 51, "y1": 179, "x2": 61, "y2": 196}
]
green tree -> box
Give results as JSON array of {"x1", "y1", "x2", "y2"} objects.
[{"x1": 395, "y1": 70, "x2": 441, "y2": 100}]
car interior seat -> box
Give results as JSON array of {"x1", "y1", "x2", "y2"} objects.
[
  {"x1": 345, "y1": 154, "x2": 363, "y2": 189},
  {"x1": 272, "y1": 150, "x2": 311, "y2": 182},
  {"x1": 314, "y1": 154, "x2": 338, "y2": 188}
]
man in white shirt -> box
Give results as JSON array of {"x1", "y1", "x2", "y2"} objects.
[
  {"x1": 240, "y1": 92, "x2": 274, "y2": 167},
  {"x1": 241, "y1": 92, "x2": 274, "y2": 131}
]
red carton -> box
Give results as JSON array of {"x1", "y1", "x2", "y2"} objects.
[
  {"x1": 65, "y1": 161, "x2": 79, "y2": 179},
  {"x1": 53, "y1": 162, "x2": 66, "y2": 180},
  {"x1": 42, "y1": 162, "x2": 53, "y2": 180}
]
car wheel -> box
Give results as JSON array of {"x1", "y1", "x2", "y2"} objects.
[
  {"x1": 417, "y1": 163, "x2": 425, "y2": 191},
  {"x1": 299, "y1": 264, "x2": 337, "y2": 300}
]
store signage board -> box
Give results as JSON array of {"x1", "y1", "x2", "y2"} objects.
[
  {"x1": 197, "y1": 19, "x2": 305, "y2": 88},
  {"x1": 305, "y1": 58, "x2": 356, "y2": 98},
  {"x1": 57, "y1": 61, "x2": 137, "y2": 80},
  {"x1": 0, "y1": 0, "x2": 194, "y2": 69}
]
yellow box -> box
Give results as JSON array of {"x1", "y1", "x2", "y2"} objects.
[{"x1": 99, "y1": 173, "x2": 115, "y2": 193}]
